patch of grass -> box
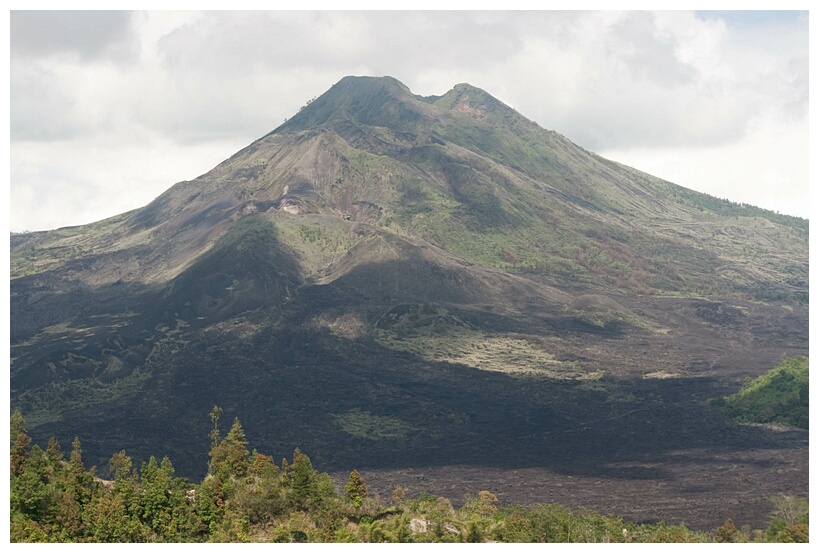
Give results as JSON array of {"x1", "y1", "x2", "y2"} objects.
[
  {"x1": 569, "y1": 295, "x2": 659, "y2": 332},
  {"x1": 333, "y1": 409, "x2": 415, "y2": 440},
  {"x1": 375, "y1": 308, "x2": 582, "y2": 378},
  {"x1": 275, "y1": 217, "x2": 360, "y2": 275},
  {"x1": 11, "y1": 367, "x2": 153, "y2": 427},
  {"x1": 642, "y1": 371, "x2": 682, "y2": 379}
]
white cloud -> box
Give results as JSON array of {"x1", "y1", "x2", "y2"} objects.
[
  {"x1": 9, "y1": 10, "x2": 809, "y2": 231},
  {"x1": 500, "y1": 10, "x2": 806, "y2": 152},
  {"x1": 599, "y1": 114, "x2": 809, "y2": 218},
  {"x1": 11, "y1": 134, "x2": 246, "y2": 232}
]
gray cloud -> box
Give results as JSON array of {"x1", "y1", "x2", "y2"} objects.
[
  {"x1": 80, "y1": 11, "x2": 805, "y2": 152},
  {"x1": 11, "y1": 10, "x2": 139, "y2": 62},
  {"x1": 498, "y1": 11, "x2": 807, "y2": 152},
  {"x1": 158, "y1": 12, "x2": 366, "y2": 75},
  {"x1": 12, "y1": 10, "x2": 808, "y2": 149},
  {"x1": 10, "y1": 11, "x2": 141, "y2": 142},
  {"x1": 10, "y1": 64, "x2": 86, "y2": 141},
  {"x1": 157, "y1": 11, "x2": 526, "y2": 77},
  {"x1": 607, "y1": 12, "x2": 696, "y2": 87},
  {"x1": 9, "y1": 10, "x2": 810, "y2": 230}
]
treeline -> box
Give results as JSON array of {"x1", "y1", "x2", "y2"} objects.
[
  {"x1": 10, "y1": 408, "x2": 809, "y2": 543},
  {"x1": 668, "y1": 186, "x2": 808, "y2": 232}
]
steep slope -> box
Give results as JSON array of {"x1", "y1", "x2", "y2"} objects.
[
  {"x1": 10, "y1": 74, "x2": 807, "y2": 524},
  {"x1": 19, "y1": 75, "x2": 798, "y2": 305}
]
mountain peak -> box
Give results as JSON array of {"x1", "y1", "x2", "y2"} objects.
[
  {"x1": 276, "y1": 75, "x2": 425, "y2": 133},
  {"x1": 434, "y1": 82, "x2": 528, "y2": 126},
  {"x1": 334, "y1": 75, "x2": 411, "y2": 94},
  {"x1": 275, "y1": 76, "x2": 531, "y2": 136}
]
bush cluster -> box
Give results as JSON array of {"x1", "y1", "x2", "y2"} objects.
[{"x1": 9, "y1": 408, "x2": 807, "y2": 543}]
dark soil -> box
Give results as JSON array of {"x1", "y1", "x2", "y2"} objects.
[
  {"x1": 345, "y1": 431, "x2": 807, "y2": 532},
  {"x1": 15, "y1": 278, "x2": 809, "y2": 536},
  {"x1": 321, "y1": 296, "x2": 810, "y2": 534}
]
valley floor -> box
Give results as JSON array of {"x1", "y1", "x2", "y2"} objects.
[{"x1": 339, "y1": 429, "x2": 808, "y2": 532}]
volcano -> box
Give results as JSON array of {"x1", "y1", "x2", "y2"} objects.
[{"x1": 10, "y1": 76, "x2": 808, "y2": 530}]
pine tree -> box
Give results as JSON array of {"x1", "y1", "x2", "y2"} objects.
[
  {"x1": 209, "y1": 417, "x2": 250, "y2": 480},
  {"x1": 224, "y1": 418, "x2": 250, "y2": 477},
  {"x1": 345, "y1": 469, "x2": 367, "y2": 508},
  {"x1": 106, "y1": 450, "x2": 148, "y2": 541},
  {"x1": 11, "y1": 444, "x2": 50, "y2": 517},
  {"x1": 82, "y1": 491, "x2": 131, "y2": 542},
  {"x1": 715, "y1": 519, "x2": 740, "y2": 543},
  {"x1": 45, "y1": 436, "x2": 63, "y2": 464},
  {"x1": 249, "y1": 450, "x2": 279, "y2": 479},
  {"x1": 54, "y1": 439, "x2": 89, "y2": 542},
  {"x1": 140, "y1": 455, "x2": 170, "y2": 536},
  {"x1": 66, "y1": 437, "x2": 92, "y2": 507},
  {"x1": 209, "y1": 405, "x2": 224, "y2": 449},
  {"x1": 10, "y1": 410, "x2": 31, "y2": 476},
  {"x1": 290, "y1": 448, "x2": 318, "y2": 508}
]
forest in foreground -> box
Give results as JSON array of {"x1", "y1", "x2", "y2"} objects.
[{"x1": 9, "y1": 405, "x2": 809, "y2": 543}]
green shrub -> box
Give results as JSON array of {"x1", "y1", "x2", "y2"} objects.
[{"x1": 717, "y1": 357, "x2": 808, "y2": 429}]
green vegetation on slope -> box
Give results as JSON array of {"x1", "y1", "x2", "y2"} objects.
[
  {"x1": 669, "y1": 186, "x2": 809, "y2": 232},
  {"x1": 9, "y1": 410, "x2": 808, "y2": 543},
  {"x1": 713, "y1": 357, "x2": 809, "y2": 429}
]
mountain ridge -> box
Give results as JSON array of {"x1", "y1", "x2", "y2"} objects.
[{"x1": 9, "y1": 77, "x2": 807, "y2": 529}]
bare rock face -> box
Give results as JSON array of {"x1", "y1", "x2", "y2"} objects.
[{"x1": 409, "y1": 518, "x2": 427, "y2": 534}]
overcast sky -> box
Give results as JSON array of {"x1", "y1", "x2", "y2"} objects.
[{"x1": 8, "y1": 9, "x2": 811, "y2": 232}]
